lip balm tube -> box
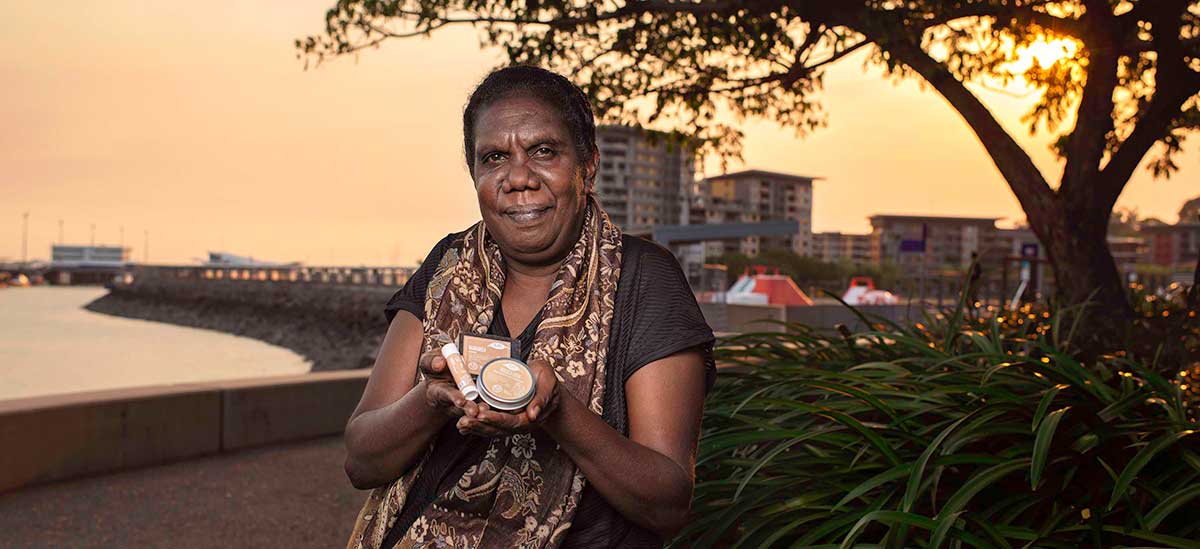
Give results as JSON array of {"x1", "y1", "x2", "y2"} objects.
[{"x1": 440, "y1": 343, "x2": 479, "y2": 401}]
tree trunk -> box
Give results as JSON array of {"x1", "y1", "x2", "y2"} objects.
[
  {"x1": 1029, "y1": 197, "x2": 1135, "y2": 345},
  {"x1": 867, "y1": 27, "x2": 1136, "y2": 346}
]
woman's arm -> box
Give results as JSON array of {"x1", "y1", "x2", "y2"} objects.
[
  {"x1": 543, "y1": 350, "x2": 706, "y2": 538},
  {"x1": 462, "y1": 349, "x2": 707, "y2": 538},
  {"x1": 342, "y1": 311, "x2": 474, "y2": 489}
]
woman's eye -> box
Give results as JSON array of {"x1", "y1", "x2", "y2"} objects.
[
  {"x1": 483, "y1": 152, "x2": 505, "y2": 163},
  {"x1": 533, "y1": 147, "x2": 554, "y2": 158}
]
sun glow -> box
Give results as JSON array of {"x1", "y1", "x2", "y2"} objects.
[{"x1": 1008, "y1": 36, "x2": 1080, "y2": 73}]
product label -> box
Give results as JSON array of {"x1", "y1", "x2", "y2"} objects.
[
  {"x1": 462, "y1": 334, "x2": 513, "y2": 375},
  {"x1": 480, "y1": 359, "x2": 534, "y2": 402}
]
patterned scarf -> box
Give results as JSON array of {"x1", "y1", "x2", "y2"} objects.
[{"x1": 347, "y1": 198, "x2": 623, "y2": 549}]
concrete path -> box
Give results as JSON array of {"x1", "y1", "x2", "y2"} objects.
[{"x1": 0, "y1": 436, "x2": 367, "y2": 548}]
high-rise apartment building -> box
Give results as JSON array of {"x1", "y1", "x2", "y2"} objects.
[{"x1": 594, "y1": 125, "x2": 696, "y2": 236}]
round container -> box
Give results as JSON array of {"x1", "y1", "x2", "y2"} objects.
[{"x1": 477, "y1": 357, "x2": 536, "y2": 411}]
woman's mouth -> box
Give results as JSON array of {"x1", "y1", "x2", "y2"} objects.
[{"x1": 504, "y1": 205, "x2": 553, "y2": 224}]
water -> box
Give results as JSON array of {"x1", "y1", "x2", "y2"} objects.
[{"x1": 0, "y1": 286, "x2": 311, "y2": 401}]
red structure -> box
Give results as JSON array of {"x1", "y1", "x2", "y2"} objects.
[{"x1": 725, "y1": 266, "x2": 814, "y2": 306}]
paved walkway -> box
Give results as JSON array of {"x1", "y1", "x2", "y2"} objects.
[{"x1": 0, "y1": 436, "x2": 367, "y2": 548}]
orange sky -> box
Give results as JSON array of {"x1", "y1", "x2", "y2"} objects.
[{"x1": 3, "y1": 1, "x2": 1196, "y2": 265}]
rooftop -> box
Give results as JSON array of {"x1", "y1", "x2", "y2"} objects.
[
  {"x1": 1140, "y1": 222, "x2": 1200, "y2": 232},
  {"x1": 869, "y1": 214, "x2": 1002, "y2": 224},
  {"x1": 705, "y1": 168, "x2": 823, "y2": 183}
]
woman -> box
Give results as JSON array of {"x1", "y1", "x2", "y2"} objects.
[{"x1": 344, "y1": 65, "x2": 714, "y2": 549}]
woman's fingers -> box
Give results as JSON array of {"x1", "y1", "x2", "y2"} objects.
[
  {"x1": 457, "y1": 415, "x2": 509, "y2": 437},
  {"x1": 425, "y1": 381, "x2": 467, "y2": 417},
  {"x1": 476, "y1": 409, "x2": 529, "y2": 431},
  {"x1": 526, "y1": 360, "x2": 559, "y2": 422},
  {"x1": 418, "y1": 350, "x2": 450, "y2": 379}
]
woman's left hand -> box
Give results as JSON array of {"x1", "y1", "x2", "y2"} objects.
[{"x1": 456, "y1": 359, "x2": 560, "y2": 437}]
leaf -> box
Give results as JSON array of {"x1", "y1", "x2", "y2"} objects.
[
  {"x1": 1144, "y1": 484, "x2": 1200, "y2": 530},
  {"x1": 838, "y1": 510, "x2": 989, "y2": 549},
  {"x1": 929, "y1": 511, "x2": 965, "y2": 548},
  {"x1": 1031, "y1": 407, "x2": 1070, "y2": 490},
  {"x1": 904, "y1": 412, "x2": 977, "y2": 512},
  {"x1": 840, "y1": 511, "x2": 937, "y2": 549},
  {"x1": 833, "y1": 464, "x2": 911, "y2": 512},
  {"x1": 1030, "y1": 385, "x2": 1064, "y2": 431},
  {"x1": 733, "y1": 437, "x2": 806, "y2": 500},
  {"x1": 1108, "y1": 431, "x2": 1196, "y2": 511},
  {"x1": 1079, "y1": 526, "x2": 1200, "y2": 548},
  {"x1": 1071, "y1": 433, "x2": 1099, "y2": 454},
  {"x1": 937, "y1": 459, "x2": 1031, "y2": 521}
]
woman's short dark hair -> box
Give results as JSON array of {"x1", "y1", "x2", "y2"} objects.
[{"x1": 462, "y1": 65, "x2": 597, "y2": 174}]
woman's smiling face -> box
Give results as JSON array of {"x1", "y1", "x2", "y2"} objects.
[{"x1": 471, "y1": 95, "x2": 595, "y2": 267}]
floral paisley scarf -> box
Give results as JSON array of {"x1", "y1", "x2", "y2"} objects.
[{"x1": 347, "y1": 198, "x2": 622, "y2": 549}]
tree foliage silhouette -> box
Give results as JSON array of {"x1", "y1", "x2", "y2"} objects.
[{"x1": 300, "y1": 0, "x2": 1200, "y2": 337}]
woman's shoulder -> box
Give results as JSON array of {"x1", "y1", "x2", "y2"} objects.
[
  {"x1": 613, "y1": 234, "x2": 715, "y2": 388},
  {"x1": 619, "y1": 234, "x2": 687, "y2": 282},
  {"x1": 615, "y1": 233, "x2": 712, "y2": 336}
]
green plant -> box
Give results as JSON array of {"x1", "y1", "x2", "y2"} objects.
[{"x1": 677, "y1": 300, "x2": 1200, "y2": 547}]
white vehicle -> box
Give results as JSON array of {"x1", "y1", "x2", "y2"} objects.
[{"x1": 842, "y1": 277, "x2": 900, "y2": 305}]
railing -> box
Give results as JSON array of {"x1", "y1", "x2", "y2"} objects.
[{"x1": 128, "y1": 264, "x2": 414, "y2": 287}]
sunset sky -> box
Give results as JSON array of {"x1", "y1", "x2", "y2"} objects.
[{"x1": 3, "y1": 1, "x2": 1197, "y2": 266}]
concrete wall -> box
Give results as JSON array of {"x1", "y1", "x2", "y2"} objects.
[
  {"x1": 0, "y1": 370, "x2": 369, "y2": 494},
  {"x1": 701, "y1": 302, "x2": 916, "y2": 334},
  {"x1": 785, "y1": 304, "x2": 916, "y2": 332}
]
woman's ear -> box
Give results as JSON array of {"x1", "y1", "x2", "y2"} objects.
[{"x1": 582, "y1": 147, "x2": 599, "y2": 193}]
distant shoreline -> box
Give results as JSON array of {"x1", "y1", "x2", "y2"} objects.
[{"x1": 85, "y1": 290, "x2": 383, "y2": 372}]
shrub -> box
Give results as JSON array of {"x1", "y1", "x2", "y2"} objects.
[{"x1": 677, "y1": 299, "x2": 1200, "y2": 547}]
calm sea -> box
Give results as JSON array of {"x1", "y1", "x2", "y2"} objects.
[{"x1": 0, "y1": 286, "x2": 310, "y2": 401}]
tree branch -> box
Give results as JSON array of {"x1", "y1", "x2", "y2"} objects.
[
  {"x1": 904, "y1": 3, "x2": 1088, "y2": 39},
  {"x1": 880, "y1": 32, "x2": 1057, "y2": 225},
  {"x1": 1098, "y1": 0, "x2": 1200, "y2": 211},
  {"x1": 1058, "y1": 1, "x2": 1118, "y2": 201}
]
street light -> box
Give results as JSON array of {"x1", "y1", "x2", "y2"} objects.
[{"x1": 21, "y1": 211, "x2": 29, "y2": 264}]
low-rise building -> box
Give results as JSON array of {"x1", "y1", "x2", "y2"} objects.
[
  {"x1": 694, "y1": 169, "x2": 818, "y2": 257},
  {"x1": 869, "y1": 215, "x2": 999, "y2": 268},
  {"x1": 51, "y1": 245, "x2": 130, "y2": 267},
  {"x1": 1141, "y1": 222, "x2": 1200, "y2": 270},
  {"x1": 49, "y1": 245, "x2": 131, "y2": 285},
  {"x1": 812, "y1": 231, "x2": 872, "y2": 265}
]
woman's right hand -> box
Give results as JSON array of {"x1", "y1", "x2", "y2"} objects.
[{"x1": 419, "y1": 349, "x2": 479, "y2": 419}]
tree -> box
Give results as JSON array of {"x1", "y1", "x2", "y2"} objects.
[
  {"x1": 1180, "y1": 194, "x2": 1200, "y2": 222},
  {"x1": 1108, "y1": 205, "x2": 1142, "y2": 236},
  {"x1": 299, "y1": 0, "x2": 1200, "y2": 341}
]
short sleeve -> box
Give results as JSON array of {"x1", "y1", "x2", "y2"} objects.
[
  {"x1": 383, "y1": 234, "x2": 457, "y2": 324},
  {"x1": 622, "y1": 239, "x2": 716, "y2": 392}
]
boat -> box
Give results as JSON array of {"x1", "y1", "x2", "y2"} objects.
[{"x1": 841, "y1": 276, "x2": 900, "y2": 305}]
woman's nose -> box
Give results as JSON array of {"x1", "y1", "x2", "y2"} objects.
[{"x1": 503, "y1": 157, "x2": 540, "y2": 192}]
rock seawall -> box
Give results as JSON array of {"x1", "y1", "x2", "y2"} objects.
[{"x1": 85, "y1": 273, "x2": 401, "y2": 372}]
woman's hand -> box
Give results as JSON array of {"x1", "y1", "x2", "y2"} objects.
[
  {"x1": 419, "y1": 349, "x2": 479, "y2": 419},
  {"x1": 456, "y1": 359, "x2": 560, "y2": 437}
]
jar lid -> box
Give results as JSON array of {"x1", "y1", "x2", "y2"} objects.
[{"x1": 478, "y1": 358, "x2": 535, "y2": 406}]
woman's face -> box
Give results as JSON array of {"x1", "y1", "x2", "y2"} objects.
[{"x1": 471, "y1": 95, "x2": 596, "y2": 267}]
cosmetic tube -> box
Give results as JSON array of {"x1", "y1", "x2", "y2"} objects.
[{"x1": 441, "y1": 343, "x2": 479, "y2": 401}]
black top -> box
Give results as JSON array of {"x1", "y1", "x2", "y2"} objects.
[{"x1": 380, "y1": 232, "x2": 715, "y2": 549}]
